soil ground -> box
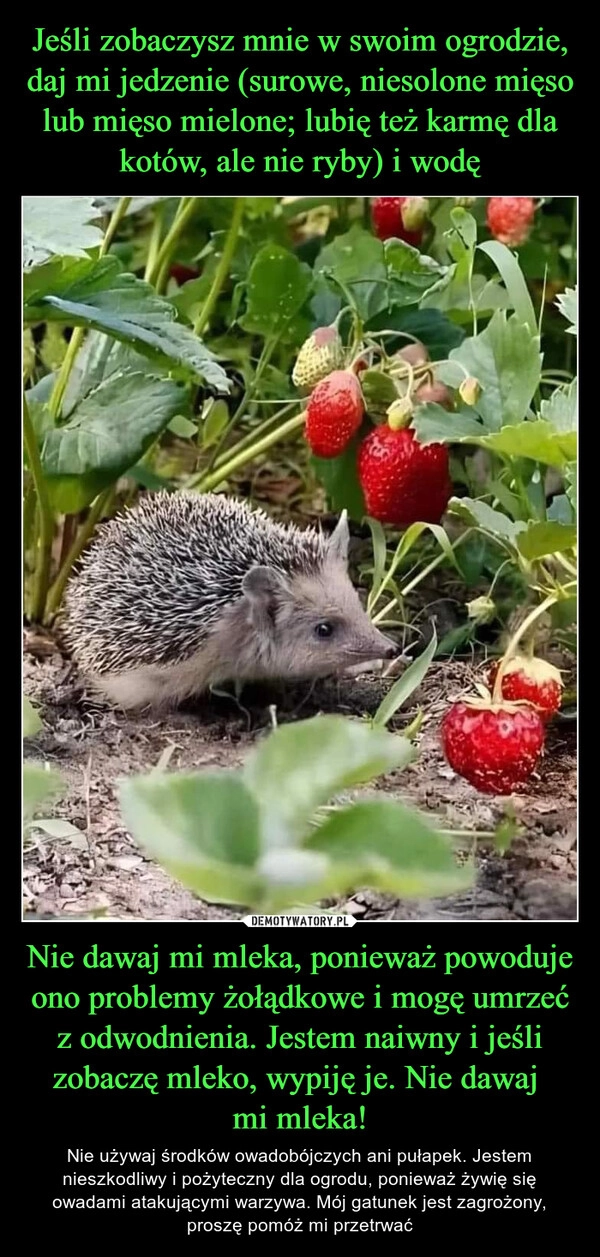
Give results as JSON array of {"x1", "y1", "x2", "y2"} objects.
[{"x1": 23, "y1": 638, "x2": 577, "y2": 923}]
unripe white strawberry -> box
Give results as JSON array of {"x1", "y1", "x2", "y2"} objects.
[{"x1": 292, "y1": 326, "x2": 344, "y2": 391}]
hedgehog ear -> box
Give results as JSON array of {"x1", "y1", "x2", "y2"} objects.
[
  {"x1": 242, "y1": 565, "x2": 289, "y2": 629},
  {"x1": 326, "y1": 510, "x2": 349, "y2": 567}
]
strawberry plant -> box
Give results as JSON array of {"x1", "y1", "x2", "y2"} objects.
[
  {"x1": 22, "y1": 196, "x2": 576, "y2": 681},
  {"x1": 120, "y1": 714, "x2": 473, "y2": 910},
  {"x1": 22, "y1": 196, "x2": 576, "y2": 920}
]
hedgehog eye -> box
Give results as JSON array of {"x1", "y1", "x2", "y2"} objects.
[{"x1": 314, "y1": 621, "x2": 334, "y2": 639}]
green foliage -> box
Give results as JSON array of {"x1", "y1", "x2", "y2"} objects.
[
  {"x1": 22, "y1": 194, "x2": 577, "y2": 675},
  {"x1": 239, "y1": 243, "x2": 312, "y2": 343},
  {"x1": 40, "y1": 372, "x2": 187, "y2": 513},
  {"x1": 23, "y1": 197, "x2": 104, "y2": 269},
  {"x1": 556, "y1": 286, "x2": 576, "y2": 334},
  {"x1": 120, "y1": 715, "x2": 472, "y2": 910},
  {"x1": 24, "y1": 255, "x2": 229, "y2": 390},
  {"x1": 372, "y1": 629, "x2": 438, "y2": 728}
]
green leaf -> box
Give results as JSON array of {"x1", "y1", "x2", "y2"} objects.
[
  {"x1": 365, "y1": 517, "x2": 388, "y2": 613},
  {"x1": 422, "y1": 268, "x2": 509, "y2": 318},
  {"x1": 119, "y1": 772, "x2": 262, "y2": 905},
  {"x1": 170, "y1": 273, "x2": 213, "y2": 320},
  {"x1": 239, "y1": 244, "x2": 312, "y2": 342},
  {"x1": 449, "y1": 311, "x2": 541, "y2": 431},
  {"x1": 61, "y1": 330, "x2": 164, "y2": 416},
  {"x1": 550, "y1": 597, "x2": 577, "y2": 629},
  {"x1": 24, "y1": 256, "x2": 230, "y2": 391},
  {"x1": 202, "y1": 399, "x2": 230, "y2": 448},
  {"x1": 448, "y1": 497, "x2": 527, "y2": 542},
  {"x1": 450, "y1": 206, "x2": 477, "y2": 250},
  {"x1": 315, "y1": 226, "x2": 386, "y2": 322},
  {"x1": 380, "y1": 522, "x2": 460, "y2": 597},
  {"x1": 315, "y1": 226, "x2": 443, "y2": 323},
  {"x1": 547, "y1": 494, "x2": 574, "y2": 524},
  {"x1": 41, "y1": 371, "x2": 186, "y2": 512},
  {"x1": 455, "y1": 532, "x2": 488, "y2": 584},
  {"x1": 540, "y1": 379, "x2": 577, "y2": 432},
  {"x1": 477, "y1": 420, "x2": 576, "y2": 467},
  {"x1": 168, "y1": 414, "x2": 198, "y2": 438},
  {"x1": 312, "y1": 436, "x2": 366, "y2": 521},
  {"x1": 412, "y1": 404, "x2": 485, "y2": 445},
  {"x1": 23, "y1": 696, "x2": 43, "y2": 738},
  {"x1": 23, "y1": 197, "x2": 103, "y2": 270},
  {"x1": 126, "y1": 463, "x2": 173, "y2": 492},
  {"x1": 304, "y1": 799, "x2": 473, "y2": 898},
  {"x1": 366, "y1": 307, "x2": 465, "y2": 359},
  {"x1": 478, "y1": 239, "x2": 537, "y2": 331},
  {"x1": 384, "y1": 238, "x2": 445, "y2": 303},
  {"x1": 566, "y1": 462, "x2": 576, "y2": 512},
  {"x1": 23, "y1": 254, "x2": 96, "y2": 305},
  {"x1": 556, "y1": 286, "x2": 577, "y2": 334},
  {"x1": 242, "y1": 715, "x2": 414, "y2": 846},
  {"x1": 487, "y1": 478, "x2": 524, "y2": 521},
  {"x1": 516, "y1": 520, "x2": 577, "y2": 560},
  {"x1": 372, "y1": 629, "x2": 437, "y2": 727},
  {"x1": 360, "y1": 369, "x2": 398, "y2": 413},
  {"x1": 23, "y1": 762, "x2": 64, "y2": 822},
  {"x1": 435, "y1": 622, "x2": 477, "y2": 657}
]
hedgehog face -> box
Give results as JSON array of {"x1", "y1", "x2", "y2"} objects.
[{"x1": 240, "y1": 558, "x2": 397, "y2": 681}]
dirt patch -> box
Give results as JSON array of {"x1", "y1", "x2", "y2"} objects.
[{"x1": 23, "y1": 643, "x2": 577, "y2": 923}]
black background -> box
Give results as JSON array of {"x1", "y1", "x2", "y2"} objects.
[{"x1": 20, "y1": 17, "x2": 583, "y2": 1245}]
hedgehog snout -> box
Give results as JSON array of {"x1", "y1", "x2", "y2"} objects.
[{"x1": 350, "y1": 623, "x2": 399, "y2": 663}]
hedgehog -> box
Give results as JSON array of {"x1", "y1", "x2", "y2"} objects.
[{"x1": 61, "y1": 492, "x2": 397, "y2": 710}]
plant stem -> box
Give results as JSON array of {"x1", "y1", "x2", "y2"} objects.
[
  {"x1": 48, "y1": 196, "x2": 132, "y2": 421},
  {"x1": 554, "y1": 551, "x2": 577, "y2": 578},
  {"x1": 23, "y1": 394, "x2": 54, "y2": 621},
  {"x1": 143, "y1": 200, "x2": 166, "y2": 281},
  {"x1": 101, "y1": 196, "x2": 132, "y2": 253},
  {"x1": 492, "y1": 591, "x2": 559, "y2": 701},
  {"x1": 23, "y1": 480, "x2": 36, "y2": 558},
  {"x1": 213, "y1": 402, "x2": 297, "y2": 468},
  {"x1": 203, "y1": 335, "x2": 277, "y2": 474},
  {"x1": 45, "y1": 487, "x2": 115, "y2": 619},
  {"x1": 371, "y1": 530, "x2": 472, "y2": 625},
  {"x1": 189, "y1": 412, "x2": 306, "y2": 492},
  {"x1": 147, "y1": 197, "x2": 199, "y2": 291},
  {"x1": 193, "y1": 197, "x2": 245, "y2": 337}
]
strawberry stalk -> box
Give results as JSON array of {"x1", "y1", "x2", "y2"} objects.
[
  {"x1": 491, "y1": 592, "x2": 559, "y2": 703},
  {"x1": 192, "y1": 411, "x2": 307, "y2": 493}
]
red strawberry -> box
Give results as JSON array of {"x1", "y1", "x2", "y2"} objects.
[
  {"x1": 486, "y1": 197, "x2": 535, "y2": 247},
  {"x1": 371, "y1": 197, "x2": 424, "y2": 246},
  {"x1": 441, "y1": 699, "x2": 545, "y2": 795},
  {"x1": 358, "y1": 425, "x2": 452, "y2": 527},
  {"x1": 305, "y1": 370, "x2": 364, "y2": 458},
  {"x1": 488, "y1": 655, "x2": 563, "y2": 723}
]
